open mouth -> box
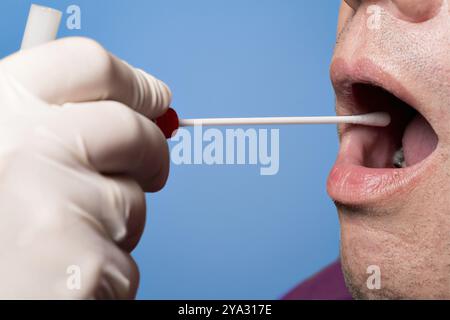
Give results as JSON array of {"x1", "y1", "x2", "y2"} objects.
[
  {"x1": 348, "y1": 83, "x2": 438, "y2": 170},
  {"x1": 327, "y1": 74, "x2": 440, "y2": 204}
]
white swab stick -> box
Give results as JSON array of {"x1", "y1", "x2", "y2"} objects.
[
  {"x1": 21, "y1": 4, "x2": 62, "y2": 50},
  {"x1": 179, "y1": 112, "x2": 391, "y2": 128}
]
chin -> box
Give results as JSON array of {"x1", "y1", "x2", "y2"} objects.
[{"x1": 338, "y1": 206, "x2": 450, "y2": 300}]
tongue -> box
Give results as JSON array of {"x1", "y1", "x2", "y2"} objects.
[{"x1": 402, "y1": 114, "x2": 438, "y2": 166}]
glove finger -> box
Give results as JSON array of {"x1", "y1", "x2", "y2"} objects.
[
  {"x1": 90, "y1": 240, "x2": 140, "y2": 300},
  {"x1": 80, "y1": 174, "x2": 147, "y2": 253},
  {"x1": 47, "y1": 100, "x2": 170, "y2": 192},
  {"x1": 0, "y1": 216, "x2": 139, "y2": 299},
  {"x1": 0, "y1": 37, "x2": 172, "y2": 119}
]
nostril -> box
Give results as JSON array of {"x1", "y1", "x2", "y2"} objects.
[{"x1": 390, "y1": 0, "x2": 443, "y2": 23}]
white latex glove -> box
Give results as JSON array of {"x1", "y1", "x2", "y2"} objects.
[{"x1": 0, "y1": 37, "x2": 172, "y2": 299}]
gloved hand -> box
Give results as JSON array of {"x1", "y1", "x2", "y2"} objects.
[{"x1": 0, "y1": 37, "x2": 172, "y2": 299}]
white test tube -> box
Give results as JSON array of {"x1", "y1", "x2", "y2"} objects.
[{"x1": 21, "y1": 4, "x2": 62, "y2": 50}]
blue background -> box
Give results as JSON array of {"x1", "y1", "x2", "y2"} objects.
[{"x1": 0, "y1": 0, "x2": 341, "y2": 299}]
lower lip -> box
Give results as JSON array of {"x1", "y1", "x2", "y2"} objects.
[{"x1": 327, "y1": 139, "x2": 434, "y2": 205}]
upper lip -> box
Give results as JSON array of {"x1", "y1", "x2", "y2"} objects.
[
  {"x1": 327, "y1": 57, "x2": 439, "y2": 206},
  {"x1": 331, "y1": 57, "x2": 429, "y2": 126}
]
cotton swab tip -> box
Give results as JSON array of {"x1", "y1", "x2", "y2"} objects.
[{"x1": 349, "y1": 112, "x2": 391, "y2": 127}]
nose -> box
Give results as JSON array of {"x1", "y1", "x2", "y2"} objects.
[{"x1": 389, "y1": 0, "x2": 443, "y2": 22}]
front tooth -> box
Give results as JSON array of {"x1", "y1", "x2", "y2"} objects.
[{"x1": 393, "y1": 148, "x2": 406, "y2": 168}]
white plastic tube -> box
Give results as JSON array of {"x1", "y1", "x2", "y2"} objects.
[{"x1": 21, "y1": 4, "x2": 62, "y2": 50}]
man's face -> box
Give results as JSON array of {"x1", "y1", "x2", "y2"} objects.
[{"x1": 329, "y1": 0, "x2": 450, "y2": 298}]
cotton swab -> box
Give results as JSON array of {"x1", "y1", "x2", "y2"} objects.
[
  {"x1": 154, "y1": 109, "x2": 390, "y2": 138},
  {"x1": 178, "y1": 112, "x2": 391, "y2": 128}
]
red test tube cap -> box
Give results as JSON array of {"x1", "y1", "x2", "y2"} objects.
[{"x1": 154, "y1": 108, "x2": 179, "y2": 139}]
